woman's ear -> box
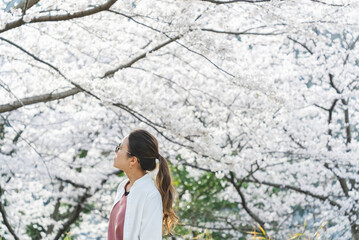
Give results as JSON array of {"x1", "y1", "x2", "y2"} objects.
[{"x1": 129, "y1": 156, "x2": 139, "y2": 167}]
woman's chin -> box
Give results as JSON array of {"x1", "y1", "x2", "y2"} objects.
[{"x1": 113, "y1": 163, "x2": 123, "y2": 171}]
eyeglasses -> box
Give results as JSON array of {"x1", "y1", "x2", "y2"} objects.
[{"x1": 115, "y1": 143, "x2": 133, "y2": 156}]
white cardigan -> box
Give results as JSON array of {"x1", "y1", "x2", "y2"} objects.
[{"x1": 110, "y1": 173, "x2": 163, "y2": 240}]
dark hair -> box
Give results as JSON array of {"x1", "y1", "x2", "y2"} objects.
[{"x1": 127, "y1": 129, "x2": 179, "y2": 235}]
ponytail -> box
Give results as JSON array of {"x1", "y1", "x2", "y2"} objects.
[{"x1": 156, "y1": 154, "x2": 179, "y2": 236}]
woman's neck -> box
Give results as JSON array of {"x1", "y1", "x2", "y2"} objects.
[{"x1": 125, "y1": 170, "x2": 147, "y2": 190}]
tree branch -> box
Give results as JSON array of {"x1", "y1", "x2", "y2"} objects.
[
  {"x1": 53, "y1": 191, "x2": 91, "y2": 240},
  {"x1": 313, "y1": 103, "x2": 329, "y2": 111},
  {"x1": 324, "y1": 163, "x2": 349, "y2": 198},
  {"x1": 1, "y1": 0, "x2": 118, "y2": 33},
  {"x1": 0, "y1": 88, "x2": 81, "y2": 113},
  {"x1": 55, "y1": 177, "x2": 90, "y2": 190},
  {"x1": 0, "y1": 185, "x2": 20, "y2": 240},
  {"x1": 174, "y1": 39, "x2": 236, "y2": 78},
  {"x1": 112, "y1": 102, "x2": 166, "y2": 129},
  {"x1": 202, "y1": 28, "x2": 285, "y2": 36},
  {"x1": 329, "y1": 73, "x2": 342, "y2": 94},
  {"x1": 310, "y1": 0, "x2": 345, "y2": 7},
  {"x1": 341, "y1": 99, "x2": 351, "y2": 145},
  {"x1": 101, "y1": 35, "x2": 181, "y2": 78},
  {"x1": 201, "y1": 0, "x2": 269, "y2": 4},
  {"x1": 46, "y1": 183, "x2": 64, "y2": 234},
  {"x1": 283, "y1": 127, "x2": 306, "y2": 149},
  {"x1": 287, "y1": 36, "x2": 313, "y2": 55},
  {"x1": 247, "y1": 177, "x2": 342, "y2": 209},
  {"x1": 325, "y1": 75, "x2": 350, "y2": 197},
  {"x1": 327, "y1": 99, "x2": 338, "y2": 150},
  {"x1": 344, "y1": 34, "x2": 359, "y2": 65},
  {"x1": 182, "y1": 162, "x2": 214, "y2": 173},
  {"x1": 22, "y1": 0, "x2": 30, "y2": 15},
  {"x1": 226, "y1": 172, "x2": 266, "y2": 230}
]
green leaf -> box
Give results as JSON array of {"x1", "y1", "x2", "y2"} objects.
[{"x1": 78, "y1": 149, "x2": 88, "y2": 158}]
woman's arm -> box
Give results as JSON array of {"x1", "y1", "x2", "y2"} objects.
[{"x1": 139, "y1": 192, "x2": 163, "y2": 240}]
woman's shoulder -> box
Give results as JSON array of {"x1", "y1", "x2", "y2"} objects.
[{"x1": 136, "y1": 175, "x2": 161, "y2": 198}]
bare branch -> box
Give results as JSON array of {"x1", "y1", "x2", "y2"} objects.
[
  {"x1": 112, "y1": 102, "x2": 166, "y2": 129},
  {"x1": 324, "y1": 163, "x2": 349, "y2": 197},
  {"x1": 201, "y1": 0, "x2": 269, "y2": 4},
  {"x1": 287, "y1": 36, "x2": 313, "y2": 55},
  {"x1": 313, "y1": 103, "x2": 330, "y2": 111},
  {"x1": 107, "y1": 10, "x2": 162, "y2": 34},
  {"x1": 0, "y1": 185, "x2": 20, "y2": 240},
  {"x1": 202, "y1": 28, "x2": 285, "y2": 36},
  {"x1": 348, "y1": 34, "x2": 359, "y2": 50},
  {"x1": 55, "y1": 177, "x2": 90, "y2": 190},
  {"x1": 174, "y1": 40, "x2": 236, "y2": 78},
  {"x1": 1, "y1": 0, "x2": 118, "y2": 33},
  {"x1": 320, "y1": 97, "x2": 350, "y2": 198},
  {"x1": 327, "y1": 99, "x2": 338, "y2": 150},
  {"x1": 341, "y1": 99, "x2": 351, "y2": 145},
  {"x1": 0, "y1": 88, "x2": 81, "y2": 113},
  {"x1": 46, "y1": 183, "x2": 64, "y2": 234},
  {"x1": 22, "y1": 0, "x2": 30, "y2": 15},
  {"x1": 310, "y1": 0, "x2": 345, "y2": 7},
  {"x1": 53, "y1": 191, "x2": 91, "y2": 240},
  {"x1": 247, "y1": 177, "x2": 342, "y2": 209},
  {"x1": 182, "y1": 162, "x2": 214, "y2": 173},
  {"x1": 343, "y1": 34, "x2": 359, "y2": 66},
  {"x1": 327, "y1": 74, "x2": 352, "y2": 157},
  {"x1": 226, "y1": 172, "x2": 266, "y2": 230},
  {"x1": 329, "y1": 73, "x2": 342, "y2": 94},
  {"x1": 102, "y1": 35, "x2": 181, "y2": 78},
  {"x1": 283, "y1": 127, "x2": 306, "y2": 149}
]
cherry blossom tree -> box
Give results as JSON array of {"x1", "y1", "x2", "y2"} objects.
[{"x1": 0, "y1": 0, "x2": 358, "y2": 239}]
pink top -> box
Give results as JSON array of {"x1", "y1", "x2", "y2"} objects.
[{"x1": 108, "y1": 181, "x2": 130, "y2": 240}]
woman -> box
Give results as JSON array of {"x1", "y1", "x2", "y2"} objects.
[{"x1": 108, "y1": 129, "x2": 179, "y2": 240}]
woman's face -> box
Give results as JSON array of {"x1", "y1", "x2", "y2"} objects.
[{"x1": 113, "y1": 136, "x2": 131, "y2": 171}]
